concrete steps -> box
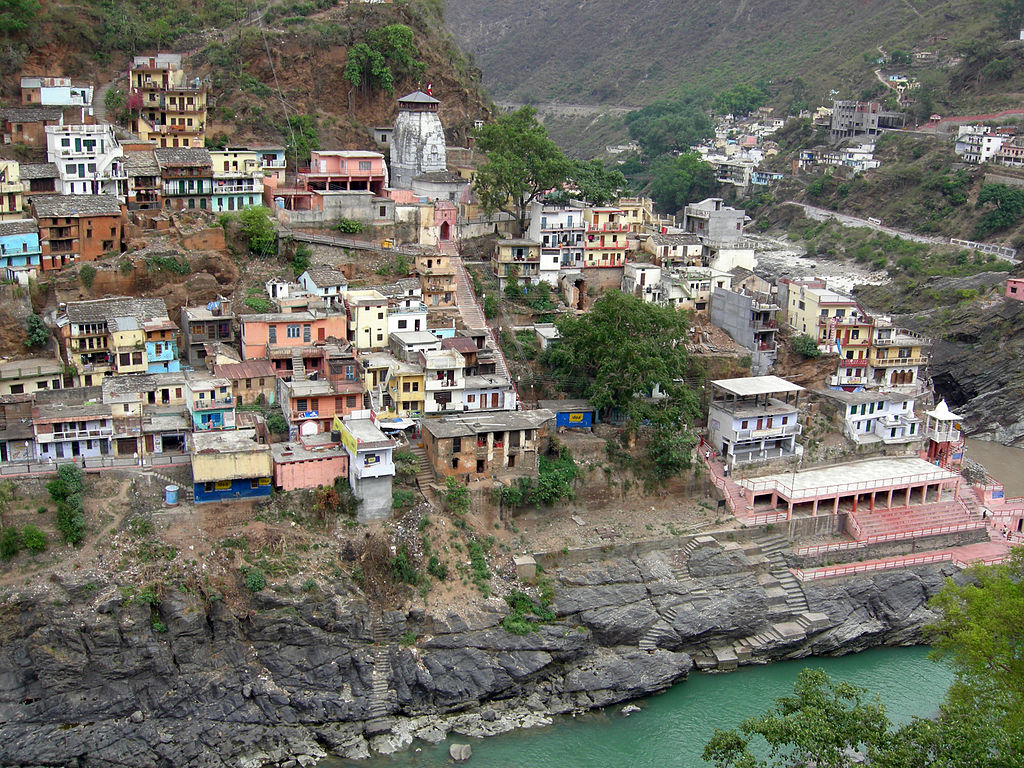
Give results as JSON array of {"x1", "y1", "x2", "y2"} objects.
[
  {"x1": 638, "y1": 606, "x2": 679, "y2": 651},
  {"x1": 367, "y1": 611, "x2": 394, "y2": 719},
  {"x1": 670, "y1": 535, "x2": 717, "y2": 579},
  {"x1": 291, "y1": 352, "x2": 306, "y2": 382},
  {"x1": 147, "y1": 470, "x2": 193, "y2": 502},
  {"x1": 409, "y1": 443, "x2": 434, "y2": 486},
  {"x1": 768, "y1": 551, "x2": 809, "y2": 613}
]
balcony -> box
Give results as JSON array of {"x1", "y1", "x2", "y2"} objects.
[
  {"x1": 191, "y1": 396, "x2": 235, "y2": 410},
  {"x1": 926, "y1": 426, "x2": 961, "y2": 443},
  {"x1": 45, "y1": 427, "x2": 113, "y2": 442},
  {"x1": 213, "y1": 183, "x2": 261, "y2": 194},
  {"x1": 586, "y1": 222, "x2": 629, "y2": 233},
  {"x1": 872, "y1": 334, "x2": 927, "y2": 346},
  {"x1": 818, "y1": 315, "x2": 871, "y2": 327},
  {"x1": 732, "y1": 422, "x2": 803, "y2": 442},
  {"x1": 838, "y1": 358, "x2": 869, "y2": 368},
  {"x1": 871, "y1": 356, "x2": 927, "y2": 367},
  {"x1": 751, "y1": 319, "x2": 778, "y2": 330}
]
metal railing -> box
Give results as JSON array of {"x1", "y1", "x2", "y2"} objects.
[
  {"x1": 792, "y1": 552, "x2": 957, "y2": 581},
  {"x1": 741, "y1": 467, "x2": 955, "y2": 501},
  {"x1": 795, "y1": 521, "x2": 985, "y2": 556}
]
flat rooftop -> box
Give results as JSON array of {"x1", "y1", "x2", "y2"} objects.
[
  {"x1": 712, "y1": 375, "x2": 804, "y2": 398},
  {"x1": 740, "y1": 456, "x2": 959, "y2": 502},
  {"x1": 343, "y1": 418, "x2": 393, "y2": 449}
]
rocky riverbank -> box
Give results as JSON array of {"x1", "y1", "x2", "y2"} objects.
[{"x1": 0, "y1": 537, "x2": 965, "y2": 767}]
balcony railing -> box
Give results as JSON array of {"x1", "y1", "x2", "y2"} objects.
[
  {"x1": 586, "y1": 223, "x2": 629, "y2": 233},
  {"x1": 732, "y1": 422, "x2": 803, "y2": 441},
  {"x1": 47, "y1": 427, "x2": 113, "y2": 441},
  {"x1": 926, "y1": 427, "x2": 961, "y2": 443},
  {"x1": 191, "y1": 396, "x2": 235, "y2": 410},
  {"x1": 839, "y1": 358, "x2": 869, "y2": 367},
  {"x1": 871, "y1": 356, "x2": 928, "y2": 367},
  {"x1": 872, "y1": 335, "x2": 927, "y2": 346}
]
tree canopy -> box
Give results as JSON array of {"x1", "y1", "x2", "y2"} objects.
[
  {"x1": 473, "y1": 106, "x2": 574, "y2": 235},
  {"x1": 648, "y1": 152, "x2": 717, "y2": 215},
  {"x1": 569, "y1": 159, "x2": 627, "y2": 206},
  {"x1": 238, "y1": 206, "x2": 277, "y2": 257},
  {"x1": 625, "y1": 97, "x2": 714, "y2": 158},
  {"x1": 712, "y1": 83, "x2": 770, "y2": 117},
  {"x1": 344, "y1": 24, "x2": 424, "y2": 98}
]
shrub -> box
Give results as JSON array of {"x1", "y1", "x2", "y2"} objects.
[
  {"x1": 24, "y1": 313, "x2": 49, "y2": 349},
  {"x1": 390, "y1": 544, "x2": 420, "y2": 585},
  {"x1": 78, "y1": 264, "x2": 97, "y2": 289},
  {"x1": 400, "y1": 630, "x2": 417, "y2": 646},
  {"x1": 291, "y1": 244, "x2": 311, "y2": 279},
  {"x1": 239, "y1": 206, "x2": 277, "y2": 257},
  {"x1": 20, "y1": 524, "x2": 47, "y2": 553},
  {"x1": 335, "y1": 218, "x2": 363, "y2": 234},
  {"x1": 0, "y1": 527, "x2": 20, "y2": 560},
  {"x1": 791, "y1": 334, "x2": 821, "y2": 359},
  {"x1": 392, "y1": 488, "x2": 415, "y2": 511},
  {"x1": 152, "y1": 619, "x2": 168, "y2": 633},
  {"x1": 484, "y1": 295, "x2": 497, "y2": 319},
  {"x1": 427, "y1": 554, "x2": 448, "y2": 580},
  {"x1": 441, "y1": 476, "x2": 470, "y2": 515},
  {"x1": 265, "y1": 412, "x2": 288, "y2": 434},
  {"x1": 245, "y1": 568, "x2": 267, "y2": 592}
]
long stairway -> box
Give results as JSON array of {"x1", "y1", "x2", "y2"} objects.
[
  {"x1": 453, "y1": 257, "x2": 511, "y2": 382},
  {"x1": 409, "y1": 443, "x2": 435, "y2": 488},
  {"x1": 367, "y1": 611, "x2": 394, "y2": 720},
  {"x1": 768, "y1": 551, "x2": 809, "y2": 613},
  {"x1": 639, "y1": 606, "x2": 679, "y2": 651}
]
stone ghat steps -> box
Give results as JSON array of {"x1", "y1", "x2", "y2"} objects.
[
  {"x1": 851, "y1": 503, "x2": 979, "y2": 538},
  {"x1": 638, "y1": 606, "x2": 679, "y2": 651},
  {"x1": 408, "y1": 444, "x2": 434, "y2": 486},
  {"x1": 793, "y1": 540, "x2": 1011, "y2": 581},
  {"x1": 768, "y1": 551, "x2": 809, "y2": 613}
]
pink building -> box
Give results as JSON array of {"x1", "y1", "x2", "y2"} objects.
[
  {"x1": 299, "y1": 151, "x2": 388, "y2": 194},
  {"x1": 434, "y1": 200, "x2": 456, "y2": 242},
  {"x1": 271, "y1": 433, "x2": 349, "y2": 491},
  {"x1": 239, "y1": 311, "x2": 349, "y2": 360},
  {"x1": 1006, "y1": 278, "x2": 1024, "y2": 301}
]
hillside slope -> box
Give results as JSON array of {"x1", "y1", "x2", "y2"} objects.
[{"x1": 445, "y1": 0, "x2": 988, "y2": 105}]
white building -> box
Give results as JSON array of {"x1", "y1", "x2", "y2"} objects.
[
  {"x1": 955, "y1": 125, "x2": 1005, "y2": 164},
  {"x1": 621, "y1": 262, "x2": 662, "y2": 302},
  {"x1": 708, "y1": 376, "x2": 804, "y2": 468},
  {"x1": 421, "y1": 348, "x2": 465, "y2": 414},
  {"x1": 21, "y1": 77, "x2": 93, "y2": 110},
  {"x1": 527, "y1": 201, "x2": 586, "y2": 269},
  {"x1": 45, "y1": 124, "x2": 126, "y2": 199},
  {"x1": 391, "y1": 90, "x2": 446, "y2": 189},
  {"x1": 827, "y1": 390, "x2": 922, "y2": 447},
  {"x1": 298, "y1": 267, "x2": 349, "y2": 308},
  {"x1": 821, "y1": 142, "x2": 880, "y2": 173}
]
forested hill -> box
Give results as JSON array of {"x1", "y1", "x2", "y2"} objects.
[{"x1": 444, "y1": 0, "x2": 993, "y2": 105}]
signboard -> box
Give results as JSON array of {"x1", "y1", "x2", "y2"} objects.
[
  {"x1": 568, "y1": 413, "x2": 584, "y2": 423},
  {"x1": 337, "y1": 419, "x2": 359, "y2": 455},
  {"x1": 298, "y1": 410, "x2": 319, "y2": 419},
  {"x1": 364, "y1": 454, "x2": 379, "y2": 466}
]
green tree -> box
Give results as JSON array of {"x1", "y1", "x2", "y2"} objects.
[
  {"x1": 975, "y1": 183, "x2": 1024, "y2": 238},
  {"x1": 624, "y1": 91, "x2": 714, "y2": 157},
  {"x1": 284, "y1": 114, "x2": 320, "y2": 168},
  {"x1": 24, "y1": 313, "x2": 49, "y2": 349},
  {"x1": 791, "y1": 334, "x2": 821, "y2": 359},
  {"x1": 20, "y1": 524, "x2": 46, "y2": 553},
  {"x1": 569, "y1": 159, "x2": 627, "y2": 206},
  {"x1": 344, "y1": 24, "x2": 423, "y2": 100},
  {"x1": 648, "y1": 151, "x2": 716, "y2": 214},
  {"x1": 993, "y1": 0, "x2": 1024, "y2": 36},
  {"x1": 291, "y1": 244, "x2": 311, "y2": 279},
  {"x1": 344, "y1": 43, "x2": 393, "y2": 96},
  {"x1": 265, "y1": 412, "x2": 288, "y2": 434},
  {"x1": 473, "y1": 106, "x2": 574, "y2": 235},
  {"x1": 703, "y1": 668, "x2": 890, "y2": 768},
  {"x1": 441, "y1": 476, "x2": 470, "y2": 515},
  {"x1": 713, "y1": 84, "x2": 769, "y2": 117},
  {"x1": 238, "y1": 206, "x2": 277, "y2": 257},
  {"x1": 0, "y1": 0, "x2": 40, "y2": 35}
]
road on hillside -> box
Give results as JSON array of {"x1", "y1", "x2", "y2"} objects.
[
  {"x1": 494, "y1": 100, "x2": 638, "y2": 116},
  {"x1": 783, "y1": 201, "x2": 947, "y2": 246}
]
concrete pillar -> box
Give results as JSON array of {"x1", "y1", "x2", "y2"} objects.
[
  {"x1": 771, "y1": 492, "x2": 778, "y2": 509},
  {"x1": 887, "y1": 488, "x2": 893, "y2": 509},
  {"x1": 852, "y1": 494, "x2": 858, "y2": 514},
  {"x1": 833, "y1": 495, "x2": 840, "y2": 514},
  {"x1": 869, "y1": 491, "x2": 876, "y2": 511},
  {"x1": 787, "y1": 500, "x2": 794, "y2": 519},
  {"x1": 812, "y1": 498, "x2": 819, "y2": 517},
  {"x1": 905, "y1": 486, "x2": 912, "y2": 507}
]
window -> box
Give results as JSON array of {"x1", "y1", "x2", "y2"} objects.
[
  {"x1": 452, "y1": 437, "x2": 462, "y2": 452},
  {"x1": 250, "y1": 479, "x2": 259, "y2": 489},
  {"x1": 467, "y1": 394, "x2": 475, "y2": 402},
  {"x1": 268, "y1": 326, "x2": 277, "y2": 343},
  {"x1": 358, "y1": 161, "x2": 371, "y2": 171},
  {"x1": 741, "y1": 420, "x2": 748, "y2": 429},
  {"x1": 403, "y1": 382, "x2": 411, "y2": 393},
  {"x1": 398, "y1": 319, "x2": 407, "y2": 329},
  {"x1": 296, "y1": 399, "x2": 308, "y2": 412},
  {"x1": 286, "y1": 324, "x2": 300, "y2": 339},
  {"x1": 9, "y1": 383, "x2": 23, "y2": 394}
]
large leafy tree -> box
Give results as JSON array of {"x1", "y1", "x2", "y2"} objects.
[
  {"x1": 649, "y1": 151, "x2": 717, "y2": 214},
  {"x1": 625, "y1": 95, "x2": 714, "y2": 158},
  {"x1": 569, "y1": 159, "x2": 627, "y2": 206},
  {"x1": 472, "y1": 106, "x2": 574, "y2": 236},
  {"x1": 0, "y1": 0, "x2": 40, "y2": 36},
  {"x1": 344, "y1": 24, "x2": 423, "y2": 100}
]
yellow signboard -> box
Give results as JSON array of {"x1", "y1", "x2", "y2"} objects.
[{"x1": 568, "y1": 413, "x2": 584, "y2": 423}]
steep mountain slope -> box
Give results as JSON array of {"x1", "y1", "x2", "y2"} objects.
[{"x1": 445, "y1": 0, "x2": 987, "y2": 105}]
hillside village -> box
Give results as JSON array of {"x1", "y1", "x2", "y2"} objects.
[{"x1": 0, "y1": 0, "x2": 1022, "y2": 762}]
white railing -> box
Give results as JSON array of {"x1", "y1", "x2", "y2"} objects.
[
  {"x1": 792, "y1": 552, "x2": 956, "y2": 581},
  {"x1": 795, "y1": 521, "x2": 986, "y2": 556},
  {"x1": 741, "y1": 468, "x2": 955, "y2": 502}
]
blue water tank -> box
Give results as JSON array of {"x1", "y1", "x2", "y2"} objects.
[{"x1": 165, "y1": 485, "x2": 179, "y2": 505}]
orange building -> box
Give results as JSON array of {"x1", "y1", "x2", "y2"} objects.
[
  {"x1": 271, "y1": 433, "x2": 349, "y2": 491},
  {"x1": 238, "y1": 310, "x2": 349, "y2": 360},
  {"x1": 30, "y1": 195, "x2": 125, "y2": 271}
]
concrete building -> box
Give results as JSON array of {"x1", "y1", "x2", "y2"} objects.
[
  {"x1": 56, "y1": 297, "x2": 176, "y2": 387},
  {"x1": 33, "y1": 399, "x2": 113, "y2": 461},
  {"x1": 213, "y1": 360, "x2": 277, "y2": 406},
  {"x1": 391, "y1": 90, "x2": 446, "y2": 189},
  {"x1": 493, "y1": 238, "x2": 548, "y2": 291},
  {"x1": 1007, "y1": 277, "x2": 1024, "y2": 301},
  {"x1": 238, "y1": 310, "x2": 348, "y2": 360},
  {"x1": 829, "y1": 100, "x2": 904, "y2": 142},
  {"x1": 335, "y1": 415, "x2": 395, "y2": 521},
  {"x1": 0, "y1": 357, "x2": 63, "y2": 396},
  {"x1": 954, "y1": 125, "x2": 1004, "y2": 164},
  {"x1": 252, "y1": 145, "x2": 287, "y2": 183},
  {"x1": 155, "y1": 147, "x2": 213, "y2": 211},
  {"x1": 375, "y1": 278, "x2": 427, "y2": 335},
  {"x1": 527, "y1": 201, "x2": 586, "y2": 270},
  {"x1": 0, "y1": 107, "x2": 64, "y2": 147},
  {"x1": 682, "y1": 198, "x2": 747, "y2": 242},
  {"x1": 298, "y1": 267, "x2": 349, "y2": 308},
  {"x1": 124, "y1": 150, "x2": 162, "y2": 211},
  {"x1": 272, "y1": 433, "x2": 350, "y2": 491},
  {"x1": 0, "y1": 397, "x2": 36, "y2": 462},
  {"x1": 708, "y1": 376, "x2": 804, "y2": 468},
  {"x1": 30, "y1": 194, "x2": 125, "y2": 271},
  {"x1": 131, "y1": 53, "x2": 209, "y2": 149},
  {"x1": 0, "y1": 160, "x2": 25, "y2": 221},
  {"x1": 278, "y1": 377, "x2": 362, "y2": 437},
  {"x1": 621, "y1": 262, "x2": 662, "y2": 302},
  {"x1": 710, "y1": 286, "x2": 780, "y2": 375},
  {"x1": 583, "y1": 207, "x2": 629, "y2": 268},
  {"x1": 20, "y1": 77, "x2": 93, "y2": 109},
  {"x1": 210, "y1": 147, "x2": 264, "y2": 212},
  {"x1": 643, "y1": 232, "x2": 702, "y2": 266},
  {"x1": 191, "y1": 428, "x2": 273, "y2": 503},
  {"x1": 342, "y1": 289, "x2": 389, "y2": 351},
  {"x1": 420, "y1": 409, "x2": 554, "y2": 481},
  {"x1": 180, "y1": 298, "x2": 234, "y2": 369},
  {"x1": 866, "y1": 323, "x2": 930, "y2": 391},
  {"x1": 415, "y1": 252, "x2": 457, "y2": 309},
  {"x1": 421, "y1": 348, "x2": 465, "y2": 413},
  {"x1": 658, "y1": 266, "x2": 732, "y2": 313},
  {"x1": 823, "y1": 389, "x2": 922, "y2": 447},
  {"x1": 389, "y1": 330, "x2": 441, "y2": 363},
  {"x1": 299, "y1": 150, "x2": 387, "y2": 195},
  {"x1": 0, "y1": 219, "x2": 41, "y2": 282},
  {"x1": 46, "y1": 124, "x2": 127, "y2": 199},
  {"x1": 184, "y1": 373, "x2": 235, "y2": 432}
]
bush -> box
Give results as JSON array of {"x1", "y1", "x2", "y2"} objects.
[
  {"x1": 20, "y1": 524, "x2": 47, "y2": 553},
  {"x1": 245, "y1": 568, "x2": 267, "y2": 592},
  {"x1": 441, "y1": 476, "x2": 470, "y2": 515},
  {"x1": 48, "y1": 465, "x2": 86, "y2": 546},
  {"x1": 239, "y1": 206, "x2": 277, "y2": 257},
  {"x1": 291, "y1": 244, "x2": 311, "y2": 279},
  {"x1": 78, "y1": 264, "x2": 97, "y2": 289},
  {"x1": 244, "y1": 296, "x2": 271, "y2": 312},
  {"x1": 791, "y1": 334, "x2": 821, "y2": 359},
  {"x1": 335, "y1": 218, "x2": 363, "y2": 234},
  {"x1": 427, "y1": 554, "x2": 448, "y2": 580},
  {"x1": 24, "y1": 313, "x2": 49, "y2": 349},
  {"x1": 390, "y1": 544, "x2": 420, "y2": 585},
  {"x1": 265, "y1": 412, "x2": 288, "y2": 434},
  {"x1": 484, "y1": 295, "x2": 497, "y2": 319},
  {"x1": 392, "y1": 488, "x2": 416, "y2": 511},
  {"x1": 0, "y1": 527, "x2": 20, "y2": 560}
]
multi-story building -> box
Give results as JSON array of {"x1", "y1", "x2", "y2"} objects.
[
  {"x1": 298, "y1": 150, "x2": 387, "y2": 194},
  {"x1": 994, "y1": 138, "x2": 1024, "y2": 169},
  {"x1": 124, "y1": 150, "x2": 162, "y2": 211},
  {"x1": 710, "y1": 286, "x2": 780, "y2": 375},
  {"x1": 191, "y1": 428, "x2": 273, "y2": 503},
  {"x1": 389, "y1": 330, "x2": 441, "y2": 363},
  {"x1": 184, "y1": 373, "x2": 236, "y2": 432},
  {"x1": 421, "y1": 348, "x2": 465, "y2": 413},
  {"x1": 342, "y1": 289, "x2": 389, "y2": 351},
  {"x1": 131, "y1": 53, "x2": 209, "y2": 149},
  {"x1": 180, "y1": 298, "x2": 233, "y2": 368},
  {"x1": 30, "y1": 195, "x2": 125, "y2": 271},
  {"x1": 866, "y1": 324, "x2": 931, "y2": 390},
  {"x1": 0, "y1": 396, "x2": 35, "y2": 462},
  {"x1": 778, "y1": 279, "x2": 859, "y2": 340},
  {"x1": 375, "y1": 278, "x2": 427, "y2": 335},
  {"x1": 56, "y1": 297, "x2": 177, "y2": 387},
  {"x1": 464, "y1": 374, "x2": 516, "y2": 411},
  {"x1": 0, "y1": 160, "x2": 25, "y2": 221},
  {"x1": 384, "y1": 358, "x2": 426, "y2": 417},
  {"x1": 210, "y1": 147, "x2": 264, "y2": 212},
  {"x1": 0, "y1": 219, "x2": 41, "y2": 282},
  {"x1": 583, "y1": 207, "x2": 629, "y2": 268},
  {"x1": 682, "y1": 198, "x2": 747, "y2": 242},
  {"x1": 527, "y1": 201, "x2": 586, "y2": 269},
  {"x1": 493, "y1": 239, "x2": 550, "y2": 291},
  {"x1": 335, "y1": 416, "x2": 396, "y2": 521},
  {"x1": 33, "y1": 399, "x2": 114, "y2": 461},
  {"x1": 251, "y1": 145, "x2": 287, "y2": 183},
  {"x1": 659, "y1": 266, "x2": 732, "y2": 313},
  {"x1": 298, "y1": 267, "x2": 349, "y2": 308},
  {"x1": 421, "y1": 409, "x2": 554, "y2": 480},
  {"x1": 0, "y1": 357, "x2": 64, "y2": 396},
  {"x1": 415, "y1": 252, "x2": 457, "y2": 308},
  {"x1": 643, "y1": 232, "x2": 702, "y2": 266},
  {"x1": 954, "y1": 125, "x2": 1004, "y2": 164},
  {"x1": 621, "y1": 262, "x2": 662, "y2": 302},
  {"x1": 278, "y1": 378, "x2": 363, "y2": 436},
  {"x1": 213, "y1": 360, "x2": 276, "y2": 406},
  {"x1": 616, "y1": 197, "x2": 655, "y2": 234},
  {"x1": 825, "y1": 390, "x2": 922, "y2": 447},
  {"x1": 45, "y1": 124, "x2": 127, "y2": 198},
  {"x1": 239, "y1": 310, "x2": 348, "y2": 360},
  {"x1": 20, "y1": 77, "x2": 93, "y2": 109},
  {"x1": 829, "y1": 100, "x2": 904, "y2": 142},
  {"x1": 708, "y1": 375, "x2": 804, "y2": 468},
  {"x1": 155, "y1": 147, "x2": 213, "y2": 211}
]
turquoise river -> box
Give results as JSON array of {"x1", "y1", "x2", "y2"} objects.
[{"x1": 326, "y1": 645, "x2": 953, "y2": 767}]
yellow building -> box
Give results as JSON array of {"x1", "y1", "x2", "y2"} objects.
[
  {"x1": 131, "y1": 53, "x2": 208, "y2": 149},
  {"x1": 0, "y1": 160, "x2": 25, "y2": 221},
  {"x1": 386, "y1": 360, "x2": 426, "y2": 417},
  {"x1": 108, "y1": 317, "x2": 149, "y2": 375},
  {"x1": 781, "y1": 282, "x2": 860, "y2": 340},
  {"x1": 209, "y1": 147, "x2": 264, "y2": 213},
  {"x1": 866, "y1": 326, "x2": 931, "y2": 389},
  {"x1": 342, "y1": 289, "x2": 389, "y2": 351},
  {"x1": 583, "y1": 207, "x2": 629, "y2": 267},
  {"x1": 415, "y1": 253, "x2": 458, "y2": 308},
  {"x1": 616, "y1": 196, "x2": 654, "y2": 234},
  {"x1": 493, "y1": 238, "x2": 542, "y2": 291}
]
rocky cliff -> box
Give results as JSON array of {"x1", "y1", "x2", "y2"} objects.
[{"x1": 0, "y1": 537, "x2": 963, "y2": 767}]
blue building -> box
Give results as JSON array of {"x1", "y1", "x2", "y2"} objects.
[
  {"x1": 184, "y1": 373, "x2": 236, "y2": 432},
  {"x1": 538, "y1": 399, "x2": 596, "y2": 429},
  {"x1": 144, "y1": 317, "x2": 182, "y2": 374},
  {"x1": 190, "y1": 428, "x2": 273, "y2": 503},
  {"x1": 0, "y1": 219, "x2": 42, "y2": 283}
]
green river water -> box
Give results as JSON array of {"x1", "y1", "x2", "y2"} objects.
[{"x1": 326, "y1": 646, "x2": 953, "y2": 768}]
